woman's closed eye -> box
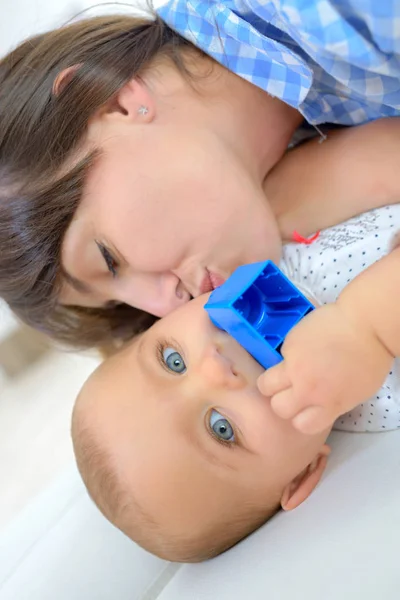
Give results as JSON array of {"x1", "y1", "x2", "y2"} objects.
[
  {"x1": 96, "y1": 241, "x2": 119, "y2": 277},
  {"x1": 208, "y1": 409, "x2": 235, "y2": 445},
  {"x1": 157, "y1": 342, "x2": 187, "y2": 374}
]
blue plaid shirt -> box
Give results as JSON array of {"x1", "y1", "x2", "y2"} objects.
[{"x1": 157, "y1": 0, "x2": 400, "y2": 125}]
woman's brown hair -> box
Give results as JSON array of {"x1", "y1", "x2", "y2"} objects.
[{"x1": 0, "y1": 13, "x2": 195, "y2": 348}]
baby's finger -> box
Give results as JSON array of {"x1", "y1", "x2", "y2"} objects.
[
  {"x1": 292, "y1": 406, "x2": 335, "y2": 435},
  {"x1": 270, "y1": 388, "x2": 299, "y2": 420},
  {"x1": 271, "y1": 385, "x2": 325, "y2": 422},
  {"x1": 257, "y1": 361, "x2": 291, "y2": 397}
]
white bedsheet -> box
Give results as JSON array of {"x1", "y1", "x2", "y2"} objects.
[{"x1": 1, "y1": 430, "x2": 399, "y2": 600}]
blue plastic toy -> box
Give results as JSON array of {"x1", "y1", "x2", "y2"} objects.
[{"x1": 204, "y1": 261, "x2": 314, "y2": 369}]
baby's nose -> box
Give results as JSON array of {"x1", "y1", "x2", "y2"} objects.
[{"x1": 198, "y1": 347, "x2": 245, "y2": 390}]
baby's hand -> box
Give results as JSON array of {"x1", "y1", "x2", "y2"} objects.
[{"x1": 257, "y1": 303, "x2": 393, "y2": 434}]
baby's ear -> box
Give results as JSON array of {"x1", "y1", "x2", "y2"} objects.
[{"x1": 280, "y1": 444, "x2": 331, "y2": 511}]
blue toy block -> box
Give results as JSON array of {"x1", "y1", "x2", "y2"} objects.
[{"x1": 204, "y1": 261, "x2": 314, "y2": 370}]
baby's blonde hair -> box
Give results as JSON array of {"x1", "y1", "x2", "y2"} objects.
[{"x1": 72, "y1": 399, "x2": 280, "y2": 562}]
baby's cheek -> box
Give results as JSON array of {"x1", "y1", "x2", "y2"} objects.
[
  {"x1": 242, "y1": 401, "x2": 278, "y2": 454},
  {"x1": 258, "y1": 408, "x2": 303, "y2": 459}
]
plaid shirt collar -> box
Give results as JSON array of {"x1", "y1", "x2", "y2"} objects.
[{"x1": 158, "y1": 0, "x2": 400, "y2": 125}]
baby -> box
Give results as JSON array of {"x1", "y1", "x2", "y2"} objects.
[
  {"x1": 72, "y1": 121, "x2": 400, "y2": 562},
  {"x1": 72, "y1": 292, "x2": 332, "y2": 562}
]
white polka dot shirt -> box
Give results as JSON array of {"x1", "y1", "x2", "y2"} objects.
[{"x1": 280, "y1": 204, "x2": 400, "y2": 432}]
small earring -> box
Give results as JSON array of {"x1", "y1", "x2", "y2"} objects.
[{"x1": 138, "y1": 105, "x2": 149, "y2": 116}]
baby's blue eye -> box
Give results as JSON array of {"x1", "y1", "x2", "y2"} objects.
[
  {"x1": 163, "y1": 347, "x2": 186, "y2": 374},
  {"x1": 209, "y1": 410, "x2": 235, "y2": 443}
]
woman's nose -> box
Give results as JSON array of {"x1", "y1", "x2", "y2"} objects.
[
  {"x1": 120, "y1": 272, "x2": 191, "y2": 317},
  {"x1": 153, "y1": 273, "x2": 192, "y2": 316},
  {"x1": 197, "y1": 346, "x2": 245, "y2": 390}
]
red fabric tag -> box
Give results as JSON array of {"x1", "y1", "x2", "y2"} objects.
[{"x1": 292, "y1": 230, "x2": 321, "y2": 245}]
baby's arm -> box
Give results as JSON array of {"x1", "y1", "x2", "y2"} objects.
[
  {"x1": 257, "y1": 248, "x2": 400, "y2": 434},
  {"x1": 338, "y1": 244, "x2": 400, "y2": 363},
  {"x1": 267, "y1": 118, "x2": 400, "y2": 239}
]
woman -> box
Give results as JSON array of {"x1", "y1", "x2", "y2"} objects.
[{"x1": 0, "y1": 4, "x2": 399, "y2": 348}]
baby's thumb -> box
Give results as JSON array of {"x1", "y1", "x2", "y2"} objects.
[
  {"x1": 257, "y1": 361, "x2": 290, "y2": 397},
  {"x1": 292, "y1": 406, "x2": 335, "y2": 435}
]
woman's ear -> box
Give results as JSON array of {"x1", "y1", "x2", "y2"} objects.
[
  {"x1": 53, "y1": 69, "x2": 155, "y2": 123},
  {"x1": 52, "y1": 65, "x2": 82, "y2": 96},
  {"x1": 280, "y1": 444, "x2": 331, "y2": 511},
  {"x1": 101, "y1": 77, "x2": 155, "y2": 123}
]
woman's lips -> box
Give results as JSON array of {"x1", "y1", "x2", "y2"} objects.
[
  {"x1": 199, "y1": 270, "x2": 225, "y2": 294},
  {"x1": 209, "y1": 271, "x2": 225, "y2": 289}
]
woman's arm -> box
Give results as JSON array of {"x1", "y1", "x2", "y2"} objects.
[{"x1": 266, "y1": 118, "x2": 400, "y2": 240}]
